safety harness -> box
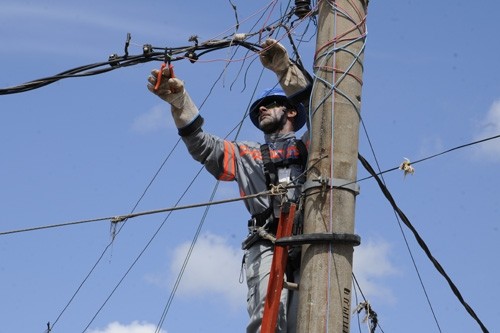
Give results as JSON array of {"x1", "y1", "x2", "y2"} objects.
[{"x1": 243, "y1": 138, "x2": 308, "y2": 245}]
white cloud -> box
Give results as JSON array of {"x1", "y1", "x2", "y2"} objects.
[
  {"x1": 473, "y1": 100, "x2": 500, "y2": 160},
  {"x1": 160, "y1": 233, "x2": 398, "y2": 308},
  {"x1": 353, "y1": 239, "x2": 399, "y2": 303},
  {"x1": 88, "y1": 321, "x2": 166, "y2": 333},
  {"x1": 132, "y1": 105, "x2": 171, "y2": 133},
  {"x1": 168, "y1": 233, "x2": 246, "y2": 306}
]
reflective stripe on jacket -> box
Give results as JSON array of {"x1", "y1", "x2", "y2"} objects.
[{"x1": 181, "y1": 126, "x2": 308, "y2": 217}]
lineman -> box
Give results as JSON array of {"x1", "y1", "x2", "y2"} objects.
[{"x1": 147, "y1": 39, "x2": 311, "y2": 333}]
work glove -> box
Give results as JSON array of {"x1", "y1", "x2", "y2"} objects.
[
  {"x1": 259, "y1": 39, "x2": 309, "y2": 96},
  {"x1": 147, "y1": 66, "x2": 199, "y2": 129}
]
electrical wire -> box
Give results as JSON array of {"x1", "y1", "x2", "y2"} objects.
[
  {"x1": 2, "y1": 6, "x2": 316, "y2": 329},
  {"x1": 152, "y1": 39, "x2": 270, "y2": 333},
  {"x1": 3, "y1": 133, "x2": 498, "y2": 238},
  {"x1": 0, "y1": 190, "x2": 275, "y2": 237},
  {"x1": 78, "y1": 8, "x2": 313, "y2": 328},
  {"x1": 0, "y1": 35, "x2": 261, "y2": 96},
  {"x1": 359, "y1": 119, "x2": 443, "y2": 332},
  {"x1": 5, "y1": 1, "x2": 494, "y2": 331},
  {"x1": 358, "y1": 153, "x2": 490, "y2": 333},
  {"x1": 79, "y1": 165, "x2": 207, "y2": 333},
  {"x1": 352, "y1": 273, "x2": 384, "y2": 333},
  {"x1": 49, "y1": 138, "x2": 183, "y2": 331}
]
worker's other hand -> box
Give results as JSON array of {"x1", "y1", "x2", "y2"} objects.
[
  {"x1": 147, "y1": 67, "x2": 186, "y2": 109},
  {"x1": 259, "y1": 39, "x2": 292, "y2": 75}
]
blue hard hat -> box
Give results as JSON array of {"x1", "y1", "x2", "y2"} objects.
[{"x1": 249, "y1": 87, "x2": 307, "y2": 131}]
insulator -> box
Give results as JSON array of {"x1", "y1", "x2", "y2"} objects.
[
  {"x1": 108, "y1": 54, "x2": 120, "y2": 67},
  {"x1": 185, "y1": 51, "x2": 198, "y2": 64},
  {"x1": 294, "y1": 0, "x2": 311, "y2": 19},
  {"x1": 142, "y1": 44, "x2": 153, "y2": 57}
]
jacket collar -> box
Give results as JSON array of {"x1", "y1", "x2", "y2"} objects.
[{"x1": 264, "y1": 131, "x2": 296, "y2": 143}]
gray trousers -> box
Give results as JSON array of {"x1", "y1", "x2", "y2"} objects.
[{"x1": 244, "y1": 240, "x2": 298, "y2": 333}]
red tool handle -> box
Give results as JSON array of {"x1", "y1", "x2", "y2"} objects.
[{"x1": 154, "y1": 63, "x2": 175, "y2": 91}]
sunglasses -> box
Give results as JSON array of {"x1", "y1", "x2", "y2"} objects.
[{"x1": 262, "y1": 101, "x2": 281, "y2": 109}]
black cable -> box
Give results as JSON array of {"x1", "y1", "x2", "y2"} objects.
[
  {"x1": 358, "y1": 153, "x2": 490, "y2": 333},
  {"x1": 0, "y1": 4, "x2": 316, "y2": 97},
  {"x1": 0, "y1": 38, "x2": 263, "y2": 96},
  {"x1": 0, "y1": 10, "x2": 318, "y2": 330},
  {"x1": 359, "y1": 118, "x2": 443, "y2": 332}
]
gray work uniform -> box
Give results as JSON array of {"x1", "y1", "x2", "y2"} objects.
[{"x1": 181, "y1": 121, "x2": 307, "y2": 333}]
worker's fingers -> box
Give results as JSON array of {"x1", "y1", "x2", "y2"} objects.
[
  {"x1": 147, "y1": 74, "x2": 157, "y2": 85},
  {"x1": 165, "y1": 78, "x2": 183, "y2": 94},
  {"x1": 161, "y1": 66, "x2": 173, "y2": 78},
  {"x1": 261, "y1": 38, "x2": 277, "y2": 49},
  {"x1": 146, "y1": 83, "x2": 156, "y2": 93}
]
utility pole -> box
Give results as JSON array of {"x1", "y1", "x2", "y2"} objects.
[{"x1": 296, "y1": 0, "x2": 368, "y2": 332}]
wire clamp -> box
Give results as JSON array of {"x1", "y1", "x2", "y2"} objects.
[
  {"x1": 108, "y1": 54, "x2": 120, "y2": 67},
  {"x1": 302, "y1": 177, "x2": 360, "y2": 195},
  {"x1": 142, "y1": 44, "x2": 153, "y2": 57}
]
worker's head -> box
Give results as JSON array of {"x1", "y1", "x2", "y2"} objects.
[{"x1": 249, "y1": 88, "x2": 306, "y2": 134}]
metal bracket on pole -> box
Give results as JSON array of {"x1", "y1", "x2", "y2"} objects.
[
  {"x1": 302, "y1": 177, "x2": 360, "y2": 195},
  {"x1": 275, "y1": 233, "x2": 361, "y2": 247}
]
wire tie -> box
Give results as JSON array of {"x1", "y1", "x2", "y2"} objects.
[
  {"x1": 111, "y1": 216, "x2": 127, "y2": 224},
  {"x1": 399, "y1": 157, "x2": 415, "y2": 177}
]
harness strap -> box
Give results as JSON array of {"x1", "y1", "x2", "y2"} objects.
[
  {"x1": 295, "y1": 139, "x2": 308, "y2": 170},
  {"x1": 260, "y1": 139, "x2": 308, "y2": 188},
  {"x1": 260, "y1": 143, "x2": 278, "y2": 187}
]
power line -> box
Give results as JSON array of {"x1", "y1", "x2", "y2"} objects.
[
  {"x1": 3, "y1": 133, "x2": 499, "y2": 238},
  {"x1": 359, "y1": 114, "x2": 443, "y2": 331},
  {"x1": 77, "y1": 9, "x2": 304, "y2": 328},
  {"x1": 0, "y1": 190, "x2": 274, "y2": 237},
  {"x1": 49, "y1": 139, "x2": 183, "y2": 331},
  {"x1": 358, "y1": 153, "x2": 490, "y2": 333}
]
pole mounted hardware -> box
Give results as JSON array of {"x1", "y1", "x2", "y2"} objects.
[
  {"x1": 302, "y1": 177, "x2": 360, "y2": 195},
  {"x1": 275, "y1": 232, "x2": 361, "y2": 247}
]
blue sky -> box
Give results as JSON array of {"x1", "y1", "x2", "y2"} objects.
[{"x1": 1, "y1": 1, "x2": 499, "y2": 332}]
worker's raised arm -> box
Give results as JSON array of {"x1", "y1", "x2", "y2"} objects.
[
  {"x1": 147, "y1": 66, "x2": 200, "y2": 132},
  {"x1": 259, "y1": 39, "x2": 310, "y2": 97}
]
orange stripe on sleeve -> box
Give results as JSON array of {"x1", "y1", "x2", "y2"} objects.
[{"x1": 219, "y1": 140, "x2": 236, "y2": 181}]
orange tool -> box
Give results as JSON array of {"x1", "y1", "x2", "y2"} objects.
[{"x1": 154, "y1": 62, "x2": 175, "y2": 91}]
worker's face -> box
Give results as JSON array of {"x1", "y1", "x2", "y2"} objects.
[{"x1": 258, "y1": 101, "x2": 288, "y2": 134}]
